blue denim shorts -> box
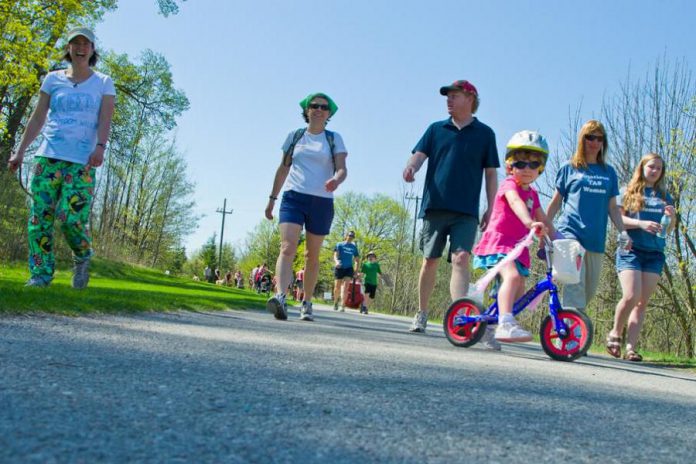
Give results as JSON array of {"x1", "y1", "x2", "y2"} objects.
[
  {"x1": 616, "y1": 247, "x2": 665, "y2": 275},
  {"x1": 279, "y1": 190, "x2": 334, "y2": 236}
]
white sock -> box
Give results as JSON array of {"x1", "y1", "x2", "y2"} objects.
[{"x1": 500, "y1": 313, "x2": 515, "y2": 325}]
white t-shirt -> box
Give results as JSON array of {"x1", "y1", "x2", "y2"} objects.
[
  {"x1": 37, "y1": 70, "x2": 116, "y2": 164},
  {"x1": 281, "y1": 129, "x2": 347, "y2": 198}
]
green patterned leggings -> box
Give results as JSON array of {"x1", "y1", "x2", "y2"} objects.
[{"x1": 28, "y1": 157, "x2": 96, "y2": 280}]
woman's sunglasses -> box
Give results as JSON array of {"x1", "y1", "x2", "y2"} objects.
[
  {"x1": 584, "y1": 134, "x2": 604, "y2": 142},
  {"x1": 511, "y1": 160, "x2": 542, "y2": 170},
  {"x1": 308, "y1": 103, "x2": 330, "y2": 111}
]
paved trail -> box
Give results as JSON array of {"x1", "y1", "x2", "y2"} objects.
[{"x1": 1, "y1": 305, "x2": 695, "y2": 463}]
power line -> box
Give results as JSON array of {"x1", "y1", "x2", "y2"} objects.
[{"x1": 216, "y1": 198, "x2": 234, "y2": 271}]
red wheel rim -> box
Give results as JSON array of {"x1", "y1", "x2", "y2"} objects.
[
  {"x1": 446, "y1": 300, "x2": 483, "y2": 343},
  {"x1": 542, "y1": 311, "x2": 588, "y2": 356}
]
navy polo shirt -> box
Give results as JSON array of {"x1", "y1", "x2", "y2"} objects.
[{"x1": 413, "y1": 118, "x2": 499, "y2": 219}]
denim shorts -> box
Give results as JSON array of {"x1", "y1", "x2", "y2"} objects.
[
  {"x1": 419, "y1": 210, "x2": 478, "y2": 259},
  {"x1": 616, "y1": 247, "x2": 665, "y2": 275},
  {"x1": 279, "y1": 190, "x2": 334, "y2": 236}
]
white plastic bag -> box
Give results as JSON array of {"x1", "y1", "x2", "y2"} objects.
[{"x1": 552, "y1": 239, "x2": 585, "y2": 284}]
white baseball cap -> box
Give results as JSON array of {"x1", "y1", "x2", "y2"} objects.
[{"x1": 67, "y1": 27, "x2": 96, "y2": 44}]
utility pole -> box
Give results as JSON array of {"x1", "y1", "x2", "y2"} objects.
[
  {"x1": 216, "y1": 198, "x2": 234, "y2": 271},
  {"x1": 405, "y1": 194, "x2": 421, "y2": 252}
]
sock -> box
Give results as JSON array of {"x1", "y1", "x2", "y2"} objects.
[{"x1": 500, "y1": 313, "x2": 515, "y2": 324}]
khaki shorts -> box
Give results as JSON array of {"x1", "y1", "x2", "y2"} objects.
[
  {"x1": 419, "y1": 211, "x2": 478, "y2": 259},
  {"x1": 562, "y1": 251, "x2": 603, "y2": 310}
]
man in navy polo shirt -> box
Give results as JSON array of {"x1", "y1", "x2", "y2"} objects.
[{"x1": 403, "y1": 80, "x2": 499, "y2": 346}]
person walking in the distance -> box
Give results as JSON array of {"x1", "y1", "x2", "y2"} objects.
[
  {"x1": 332, "y1": 230, "x2": 360, "y2": 311},
  {"x1": 7, "y1": 27, "x2": 115, "y2": 288},
  {"x1": 402, "y1": 80, "x2": 499, "y2": 346},
  {"x1": 359, "y1": 251, "x2": 383, "y2": 315}
]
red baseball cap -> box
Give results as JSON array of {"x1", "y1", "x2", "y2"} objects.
[{"x1": 439, "y1": 80, "x2": 478, "y2": 96}]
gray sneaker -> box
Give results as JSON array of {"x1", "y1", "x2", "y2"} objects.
[
  {"x1": 300, "y1": 301, "x2": 314, "y2": 321},
  {"x1": 72, "y1": 257, "x2": 91, "y2": 289},
  {"x1": 408, "y1": 310, "x2": 428, "y2": 333},
  {"x1": 480, "y1": 326, "x2": 502, "y2": 351},
  {"x1": 267, "y1": 293, "x2": 287, "y2": 320},
  {"x1": 25, "y1": 276, "x2": 51, "y2": 288}
]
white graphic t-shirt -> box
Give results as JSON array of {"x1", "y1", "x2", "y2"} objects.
[{"x1": 37, "y1": 70, "x2": 116, "y2": 164}]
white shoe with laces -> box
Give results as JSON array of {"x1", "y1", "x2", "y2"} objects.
[
  {"x1": 480, "y1": 326, "x2": 502, "y2": 351},
  {"x1": 495, "y1": 321, "x2": 533, "y2": 343}
]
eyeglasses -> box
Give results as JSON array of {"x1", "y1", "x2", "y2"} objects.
[
  {"x1": 511, "y1": 160, "x2": 542, "y2": 170},
  {"x1": 308, "y1": 103, "x2": 330, "y2": 111},
  {"x1": 584, "y1": 134, "x2": 604, "y2": 142}
]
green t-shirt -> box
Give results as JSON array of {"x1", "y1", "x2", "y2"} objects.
[{"x1": 361, "y1": 261, "x2": 382, "y2": 285}]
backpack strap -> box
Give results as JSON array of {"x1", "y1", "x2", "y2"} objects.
[
  {"x1": 282, "y1": 128, "x2": 306, "y2": 167},
  {"x1": 325, "y1": 129, "x2": 336, "y2": 173}
]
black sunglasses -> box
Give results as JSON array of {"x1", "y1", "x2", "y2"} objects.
[
  {"x1": 511, "y1": 160, "x2": 542, "y2": 170},
  {"x1": 584, "y1": 134, "x2": 604, "y2": 142},
  {"x1": 308, "y1": 103, "x2": 330, "y2": 111}
]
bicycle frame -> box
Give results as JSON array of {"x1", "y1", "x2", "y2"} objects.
[{"x1": 452, "y1": 237, "x2": 572, "y2": 338}]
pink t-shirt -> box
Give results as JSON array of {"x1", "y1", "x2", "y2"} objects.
[{"x1": 473, "y1": 176, "x2": 541, "y2": 268}]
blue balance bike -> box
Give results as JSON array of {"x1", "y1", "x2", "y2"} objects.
[{"x1": 443, "y1": 236, "x2": 593, "y2": 361}]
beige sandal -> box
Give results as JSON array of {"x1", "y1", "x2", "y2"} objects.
[{"x1": 606, "y1": 334, "x2": 621, "y2": 358}]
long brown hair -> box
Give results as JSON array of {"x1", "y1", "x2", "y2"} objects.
[
  {"x1": 571, "y1": 120, "x2": 608, "y2": 169},
  {"x1": 622, "y1": 152, "x2": 667, "y2": 214}
]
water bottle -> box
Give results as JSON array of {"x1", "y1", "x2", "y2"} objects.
[
  {"x1": 656, "y1": 214, "x2": 671, "y2": 239},
  {"x1": 617, "y1": 231, "x2": 630, "y2": 256}
]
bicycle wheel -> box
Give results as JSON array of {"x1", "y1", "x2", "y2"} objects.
[
  {"x1": 443, "y1": 298, "x2": 487, "y2": 348},
  {"x1": 539, "y1": 309, "x2": 593, "y2": 361}
]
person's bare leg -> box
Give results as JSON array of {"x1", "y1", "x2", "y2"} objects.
[
  {"x1": 610, "y1": 270, "x2": 641, "y2": 339},
  {"x1": 450, "y1": 250, "x2": 471, "y2": 300},
  {"x1": 274, "y1": 223, "x2": 301, "y2": 295},
  {"x1": 303, "y1": 232, "x2": 325, "y2": 303},
  {"x1": 625, "y1": 272, "x2": 660, "y2": 352},
  {"x1": 418, "y1": 258, "x2": 439, "y2": 313}
]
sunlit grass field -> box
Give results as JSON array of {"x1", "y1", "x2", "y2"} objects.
[{"x1": 0, "y1": 259, "x2": 265, "y2": 315}]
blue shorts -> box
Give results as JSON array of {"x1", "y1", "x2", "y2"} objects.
[
  {"x1": 279, "y1": 190, "x2": 334, "y2": 236},
  {"x1": 473, "y1": 253, "x2": 530, "y2": 277},
  {"x1": 616, "y1": 248, "x2": 665, "y2": 275}
]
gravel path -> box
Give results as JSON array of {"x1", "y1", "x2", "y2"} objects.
[{"x1": 2, "y1": 305, "x2": 695, "y2": 463}]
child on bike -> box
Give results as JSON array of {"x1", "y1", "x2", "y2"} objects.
[{"x1": 472, "y1": 130, "x2": 553, "y2": 343}]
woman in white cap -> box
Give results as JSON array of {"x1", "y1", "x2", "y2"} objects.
[
  {"x1": 264, "y1": 92, "x2": 348, "y2": 322},
  {"x1": 7, "y1": 27, "x2": 115, "y2": 288}
]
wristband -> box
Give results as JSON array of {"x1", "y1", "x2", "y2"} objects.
[
  {"x1": 269, "y1": 195, "x2": 278, "y2": 201},
  {"x1": 96, "y1": 143, "x2": 107, "y2": 149}
]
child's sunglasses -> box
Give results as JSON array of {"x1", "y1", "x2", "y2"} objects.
[{"x1": 511, "y1": 160, "x2": 542, "y2": 170}]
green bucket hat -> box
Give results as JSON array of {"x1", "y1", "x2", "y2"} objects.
[{"x1": 299, "y1": 92, "x2": 338, "y2": 116}]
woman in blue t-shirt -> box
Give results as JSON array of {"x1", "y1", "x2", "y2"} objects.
[
  {"x1": 546, "y1": 119, "x2": 629, "y2": 313},
  {"x1": 7, "y1": 27, "x2": 115, "y2": 289},
  {"x1": 606, "y1": 153, "x2": 674, "y2": 362}
]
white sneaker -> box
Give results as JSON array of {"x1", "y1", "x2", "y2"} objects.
[
  {"x1": 267, "y1": 293, "x2": 287, "y2": 320},
  {"x1": 300, "y1": 301, "x2": 314, "y2": 321},
  {"x1": 480, "y1": 326, "x2": 502, "y2": 351},
  {"x1": 408, "y1": 311, "x2": 428, "y2": 333},
  {"x1": 495, "y1": 321, "x2": 533, "y2": 343}
]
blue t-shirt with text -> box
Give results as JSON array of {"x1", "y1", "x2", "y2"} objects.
[
  {"x1": 617, "y1": 187, "x2": 673, "y2": 252},
  {"x1": 554, "y1": 163, "x2": 619, "y2": 253},
  {"x1": 413, "y1": 118, "x2": 499, "y2": 219},
  {"x1": 334, "y1": 241, "x2": 359, "y2": 269}
]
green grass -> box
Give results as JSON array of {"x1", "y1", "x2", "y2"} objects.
[{"x1": 0, "y1": 258, "x2": 266, "y2": 315}]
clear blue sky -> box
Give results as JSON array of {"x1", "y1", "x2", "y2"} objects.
[{"x1": 96, "y1": 0, "x2": 696, "y2": 255}]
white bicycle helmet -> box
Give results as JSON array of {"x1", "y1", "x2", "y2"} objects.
[{"x1": 505, "y1": 130, "x2": 549, "y2": 164}]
